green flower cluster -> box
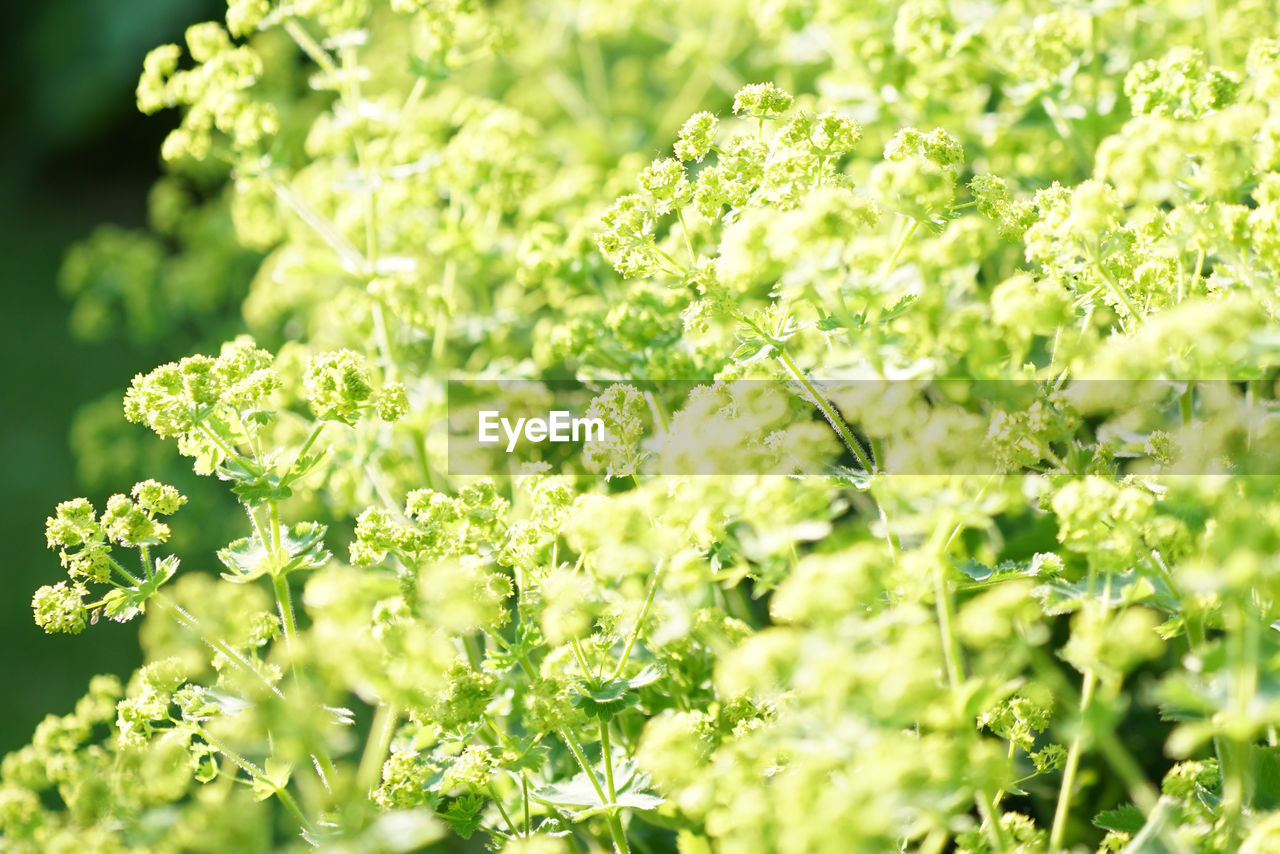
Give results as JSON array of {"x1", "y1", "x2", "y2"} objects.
[
  {"x1": 36, "y1": 482, "x2": 188, "y2": 635},
  {"x1": 19, "y1": 1, "x2": 1280, "y2": 853}
]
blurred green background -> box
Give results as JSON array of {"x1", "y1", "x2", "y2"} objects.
[{"x1": 0, "y1": 0, "x2": 222, "y2": 753}]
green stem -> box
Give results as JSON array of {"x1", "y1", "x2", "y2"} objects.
[
  {"x1": 1023, "y1": 643, "x2": 1195, "y2": 853},
  {"x1": 607, "y1": 809, "x2": 630, "y2": 852},
  {"x1": 675, "y1": 209, "x2": 696, "y2": 266},
  {"x1": 269, "y1": 501, "x2": 283, "y2": 553},
  {"x1": 283, "y1": 18, "x2": 337, "y2": 75},
  {"x1": 570, "y1": 634, "x2": 595, "y2": 682},
  {"x1": 249, "y1": 507, "x2": 272, "y2": 555},
  {"x1": 1049, "y1": 570, "x2": 1112, "y2": 852},
  {"x1": 599, "y1": 719, "x2": 619, "y2": 803},
  {"x1": 155, "y1": 595, "x2": 285, "y2": 699},
  {"x1": 774, "y1": 346, "x2": 874, "y2": 472},
  {"x1": 339, "y1": 39, "x2": 397, "y2": 385},
  {"x1": 433, "y1": 246, "x2": 457, "y2": 366},
  {"x1": 489, "y1": 781, "x2": 520, "y2": 837},
  {"x1": 992, "y1": 740, "x2": 1018, "y2": 809},
  {"x1": 358, "y1": 702, "x2": 400, "y2": 794},
  {"x1": 199, "y1": 424, "x2": 260, "y2": 476},
  {"x1": 160, "y1": 593, "x2": 336, "y2": 797},
  {"x1": 1222, "y1": 604, "x2": 1258, "y2": 825},
  {"x1": 269, "y1": 177, "x2": 367, "y2": 273},
  {"x1": 576, "y1": 33, "x2": 611, "y2": 119},
  {"x1": 401, "y1": 77, "x2": 426, "y2": 118},
  {"x1": 882, "y1": 218, "x2": 920, "y2": 280},
  {"x1": 611, "y1": 565, "x2": 661, "y2": 679},
  {"x1": 651, "y1": 244, "x2": 687, "y2": 276},
  {"x1": 596, "y1": 720, "x2": 630, "y2": 853},
  {"x1": 106, "y1": 555, "x2": 143, "y2": 587},
  {"x1": 644, "y1": 391, "x2": 670, "y2": 434},
  {"x1": 1050, "y1": 670, "x2": 1098, "y2": 852},
  {"x1": 559, "y1": 727, "x2": 609, "y2": 805},
  {"x1": 1093, "y1": 723, "x2": 1160, "y2": 815},
  {"x1": 199, "y1": 725, "x2": 315, "y2": 835},
  {"x1": 1205, "y1": 0, "x2": 1222, "y2": 65},
  {"x1": 523, "y1": 773, "x2": 532, "y2": 836},
  {"x1": 281, "y1": 423, "x2": 326, "y2": 487},
  {"x1": 975, "y1": 788, "x2": 1008, "y2": 854},
  {"x1": 928, "y1": 516, "x2": 1006, "y2": 853},
  {"x1": 931, "y1": 527, "x2": 966, "y2": 691},
  {"x1": 1092, "y1": 242, "x2": 1141, "y2": 323},
  {"x1": 272, "y1": 573, "x2": 299, "y2": 657}
]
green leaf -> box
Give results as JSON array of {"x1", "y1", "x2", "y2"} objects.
[
  {"x1": 827, "y1": 465, "x2": 874, "y2": 489},
  {"x1": 627, "y1": 664, "x2": 664, "y2": 689},
  {"x1": 441, "y1": 794, "x2": 485, "y2": 839},
  {"x1": 204, "y1": 689, "x2": 254, "y2": 718},
  {"x1": 217, "y1": 522, "x2": 330, "y2": 583},
  {"x1": 1118, "y1": 797, "x2": 1178, "y2": 853},
  {"x1": 193, "y1": 747, "x2": 218, "y2": 783},
  {"x1": 731, "y1": 336, "x2": 776, "y2": 363},
  {"x1": 283, "y1": 449, "x2": 328, "y2": 486},
  {"x1": 217, "y1": 536, "x2": 272, "y2": 583},
  {"x1": 101, "y1": 555, "x2": 181, "y2": 622},
  {"x1": 502, "y1": 735, "x2": 551, "y2": 773},
  {"x1": 216, "y1": 456, "x2": 293, "y2": 504},
  {"x1": 1035, "y1": 569, "x2": 1177, "y2": 616},
  {"x1": 533, "y1": 771, "x2": 605, "y2": 809},
  {"x1": 532, "y1": 758, "x2": 664, "y2": 818},
  {"x1": 878, "y1": 293, "x2": 919, "y2": 323},
  {"x1": 581, "y1": 678, "x2": 629, "y2": 702},
  {"x1": 956, "y1": 554, "x2": 1057, "y2": 584},
  {"x1": 214, "y1": 455, "x2": 262, "y2": 484},
  {"x1": 278, "y1": 521, "x2": 331, "y2": 573},
  {"x1": 613, "y1": 789, "x2": 665, "y2": 811},
  {"x1": 1094, "y1": 803, "x2": 1145, "y2": 834},
  {"x1": 231, "y1": 478, "x2": 294, "y2": 504},
  {"x1": 250, "y1": 759, "x2": 292, "y2": 802},
  {"x1": 573, "y1": 677, "x2": 637, "y2": 719},
  {"x1": 102, "y1": 587, "x2": 142, "y2": 622}
]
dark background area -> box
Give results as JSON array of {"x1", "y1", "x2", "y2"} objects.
[{"x1": 0, "y1": 0, "x2": 221, "y2": 753}]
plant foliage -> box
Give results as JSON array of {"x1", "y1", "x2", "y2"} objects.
[{"x1": 9, "y1": 1, "x2": 1280, "y2": 853}]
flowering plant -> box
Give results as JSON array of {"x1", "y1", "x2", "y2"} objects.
[{"x1": 8, "y1": 2, "x2": 1280, "y2": 853}]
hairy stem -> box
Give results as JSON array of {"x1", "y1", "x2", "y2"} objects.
[
  {"x1": 199, "y1": 725, "x2": 315, "y2": 836},
  {"x1": 774, "y1": 346, "x2": 874, "y2": 472},
  {"x1": 272, "y1": 573, "x2": 299, "y2": 659}
]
